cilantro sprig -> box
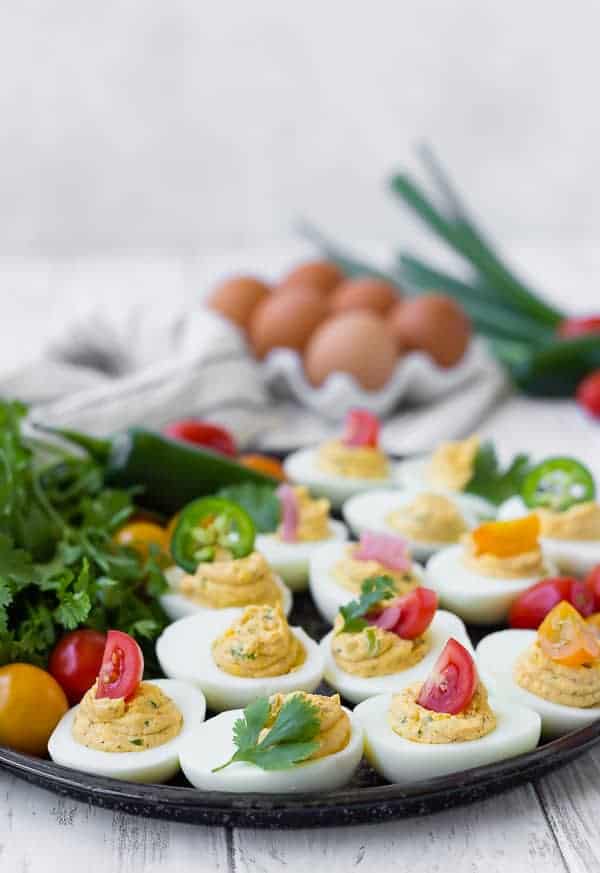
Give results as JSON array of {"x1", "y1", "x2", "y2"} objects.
[
  {"x1": 0, "y1": 400, "x2": 169, "y2": 668},
  {"x1": 216, "y1": 483, "x2": 280, "y2": 533},
  {"x1": 465, "y1": 442, "x2": 531, "y2": 507},
  {"x1": 337, "y1": 575, "x2": 396, "y2": 634},
  {"x1": 213, "y1": 695, "x2": 320, "y2": 772}
]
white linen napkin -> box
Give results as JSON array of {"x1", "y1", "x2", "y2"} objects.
[{"x1": 3, "y1": 304, "x2": 509, "y2": 455}]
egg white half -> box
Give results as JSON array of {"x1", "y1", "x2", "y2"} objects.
[
  {"x1": 321, "y1": 610, "x2": 473, "y2": 704},
  {"x1": 353, "y1": 692, "x2": 541, "y2": 787},
  {"x1": 476, "y1": 629, "x2": 600, "y2": 738},
  {"x1": 397, "y1": 456, "x2": 497, "y2": 518},
  {"x1": 283, "y1": 447, "x2": 398, "y2": 510},
  {"x1": 342, "y1": 489, "x2": 485, "y2": 562},
  {"x1": 255, "y1": 520, "x2": 348, "y2": 592},
  {"x1": 309, "y1": 540, "x2": 426, "y2": 626},
  {"x1": 47, "y1": 679, "x2": 206, "y2": 783},
  {"x1": 179, "y1": 705, "x2": 363, "y2": 793},
  {"x1": 499, "y1": 496, "x2": 600, "y2": 577},
  {"x1": 156, "y1": 609, "x2": 324, "y2": 711},
  {"x1": 160, "y1": 568, "x2": 292, "y2": 622},
  {"x1": 425, "y1": 545, "x2": 558, "y2": 626}
]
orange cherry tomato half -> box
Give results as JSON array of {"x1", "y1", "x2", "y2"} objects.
[
  {"x1": 417, "y1": 638, "x2": 478, "y2": 714},
  {"x1": 471, "y1": 515, "x2": 540, "y2": 559},
  {"x1": 0, "y1": 664, "x2": 69, "y2": 756},
  {"x1": 239, "y1": 454, "x2": 287, "y2": 480},
  {"x1": 113, "y1": 521, "x2": 168, "y2": 559},
  {"x1": 96, "y1": 630, "x2": 144, "y2": 701},
  {"x1": 370, "y1": 588, "x2": 438, "y2": 640},
  {"x1": 538, "y1": 601, "x2": 600, "y2": 667}
]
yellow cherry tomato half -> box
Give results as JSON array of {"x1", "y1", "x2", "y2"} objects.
[
  {"x1": 538, "y1": 601, "x2": 600, "y2": 667},
  {"x1": 0, "y1": 663, "x2": 69, "y2": 756},
  {"x1": 114, "y1": 521, "x2": 168, "y2": 559},
  {"x1": 472, "y1": 515, "x2": 540, "y2": 559}
]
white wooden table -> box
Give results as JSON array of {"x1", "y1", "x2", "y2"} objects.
[{"x1": 2, "y1": 254, "x2": 600, "y2": 872}]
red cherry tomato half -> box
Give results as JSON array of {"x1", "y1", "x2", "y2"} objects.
[
  {"x1": 371, "y1": 588, "x2": 438, "y2": 639},
  {"x1": 163, "y1": 419, "x2": 237, "y2": 456},
  {"x1": 96, "y1": 630, "x2": 144, "y2": 701},
  {"x1": 417, "y1": 638, "x2": 477, "y2": 715},
  {"x1": 576, "y1": 370, "x2": 600, "y2": 419},
  {"x1": 509, "y1": 577, "x2": 595, "y2": 630},
  {"x1": 49, "y1": 629, "x2": 107, "y2": 705},
  {"x1": 585, "y1": 565, "x2": 600, "y2": 611},
  {"x1": 558, "y1": 316, "x2": 600, "y2": 338},
  {"x1": 342, "y1": 409, "x2": 380, "y2": 448}
]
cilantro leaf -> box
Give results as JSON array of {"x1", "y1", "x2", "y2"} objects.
[
  {"x1": 213, "y1": 695, "x2": 320, "y2": 772},
  {"x1": 337, "y1": 575, "x2": 396, "y2": 634},
  {"x1": 216, "y1": 483, "x2": 281, "y2": 533},
  {"x1": 54, "y1": 590, "x2": 92, "y2": 629},
  {"x1": 465, "y1": 442, "x2": 531, "y2": 506}
]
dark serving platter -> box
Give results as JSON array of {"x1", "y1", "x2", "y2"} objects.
[{"x1": 2, "y1": 590, "x2": 600, "y2": 828}]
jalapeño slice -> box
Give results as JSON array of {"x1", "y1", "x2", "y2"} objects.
[
  {"x1": 171, "y1": 497, "x2": 256, "y2": 573},
  {"x1": 521, "y1": 457, "x2": 596, "y2": 512}
]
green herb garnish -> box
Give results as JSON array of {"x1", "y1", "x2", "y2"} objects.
[
  {"x1": 216, "y1": 483, "x2": 281, "y2": 533},
  {"x1": 465, "y1": 442, "x2": 531, "y2": 507},
  {"x1": 337, "y1": 575, "x2": 396, "y2": 634},
  {"x1": 213, "y1": 695, "x2": 320, "y2": 772}
]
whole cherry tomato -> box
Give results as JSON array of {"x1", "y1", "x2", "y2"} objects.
[
  {"x1": 96, "y1": 630, "x2": 144, "y2": 701},
  {"x1": 239, "y1": 454, "x2": 286, "y2": 481},
  {"x1": 509, "y1": 576, "x2": 594, "y2": 629},
  {"x1": 49, "y1": 629, "x2": 107, "y2": 704},
  {"x1": 576, "y1": 370, "x2": 600, "y2": 419},
  {"x1": 113, "y1": 521, "x2": 168, "y2": 560},
  {"x1": 163, "y1": 419, "x2": 237, "y2": 456},
  {"x1": 585, "y1": 564, "x2": 600, "y2": 611},
  {"x1": 0, "y1": 664, "x2": 68, "y2": 755},
  {"x1": 417, "y1": 638, "x2": 477, "y2": 715},
  {"x1": 558, "y1": 316, "x2": 600, "y2": 338},
  {"x1": 370, "y1": 588, "x2": 438, "y2": 640}
]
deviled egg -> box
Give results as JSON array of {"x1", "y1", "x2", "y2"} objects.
[
  {"x1": 321, "y1": 584, "x2": 474, "y2": 704},
  {"x1": 180, "y1": 691, "x2": 364, "y2": 793},
  {"x1": 284, "y1": 409, "x2": 397, "y2": 509},
  {"x1": 48, "y1": 630, "x2": 206, "y2": 783},
  {"x1": 255, "y1": 484, "x2": 348, "y2": 591},
  {"x1": 156, "y1": 603, "x2": 324, "y2": 711},
  {"x1": 354, "y1": 638, "x2": 541, "y2": 787},
  {"x1": 425, "y1": 515, "x2": 558, "y2": 625},
  {"x1": 396, "y1": 434, "x2": 497, "y2": 518},
  {"x1": 309, "y1": 531, "x2": 425, "y2": 625},
  {"x1": 343, "y1": 489, "x2": 485, "y2": 562},
  {"x1": 498, "y1": 457, "x2": 600, "y2": 576},
  {"x1": 476, "y1": 601, "x2": 600, "y2": 737}
]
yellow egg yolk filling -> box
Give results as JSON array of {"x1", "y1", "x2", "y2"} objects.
[
  {"x1": 277, "y1": 486, "x2": 332, "y2": 542},
  {"x1": 264, "y1": 692, "x2": 350, "y2": 760},
  {"x1": 463, "y1": 515, "x2": 546, "y2": 578},
  {"x1": 179, "y1": 551, "x2": 283, "y2": 609},
  {"x1": 331, "y1": 614, "x2": 430, "y2": 677},
  {"x1": 317, "y1": 440, "x2": 389, "y2": 480},
  {"x1": 212, "y1": 604, "x2": 305, "y2": 678},
  {"x1": 387, "y1": 493, "x2": 468, "y2": 544},
  {"x1": 72, "y1": 681, "x2": 183, "y2": 753},
  {"x1": 389, "y1": 682, "x2": 496, "y2": 744},
  {"x1": 426, "y1": 434, "x2": 480, "y2": 492},
  {"x1": 332, "y1": 544, "x2": 420, "y2": 596}
]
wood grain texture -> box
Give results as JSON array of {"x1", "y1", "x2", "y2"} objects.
[
  {"x1": 0, "y1": 774, "x2": 231, "y2": 873},
  {"x1": 233, "y1": 785, "x2": 567, "y2": 873},
  {"x1": 536, "y1": 746, "x2": 600, "y2": 873}
]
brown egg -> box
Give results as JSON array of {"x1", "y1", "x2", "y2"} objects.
[
  {"x1": 389, "y1": 294, "x2": 471, "y2": 368},
  {"x1": 277, "y1": 260, "x2": 345, "y2": 295},
  {"x1": 206, "y1": 276, "x2": 270, "y2": 330},
  {"x1": 304, "y1": 311, "x2": 398, "y2": 391},
  {"x1": 329, "y1": 277, "x2": 401, "y2": 316},
  {"x1": 249, "y1": 288, "x2": 329, "y2": 359}
]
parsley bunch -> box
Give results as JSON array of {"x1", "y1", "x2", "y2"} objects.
[
  {"x1": 0, "y1": 401, "x2": 168, "y2": 668},
  {"x1": 213, "y1": 695, "x2": 321, "y2": 772}
]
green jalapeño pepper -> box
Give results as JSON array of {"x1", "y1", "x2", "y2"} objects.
[
  {"x1": 521, "y1": 457, "x2": 596, "y2": 512},
  {"x1": 171, "y1": 497, "x2": 256, "y2": 572}
]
